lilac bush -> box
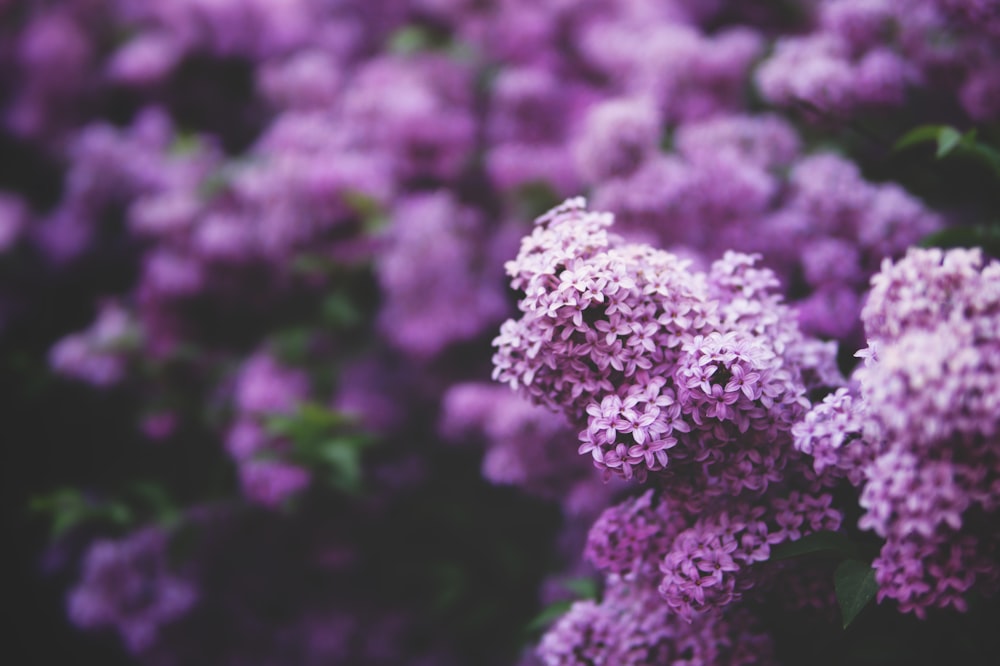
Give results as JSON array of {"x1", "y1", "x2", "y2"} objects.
[{"x1": 3, "y1": 0, "x2": 1000, "y2": 664}]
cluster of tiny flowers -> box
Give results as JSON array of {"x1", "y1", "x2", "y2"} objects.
[
  {"x1": 67, "y1": 527, "x2": 198, "y2": 654},
  {"x1": 494, "y1": 198, "x2": 838, "y2": 491},
  {"x1": 792, "y1": 387, "x2": 874, "y2": 485},
  {"x1": 795, "y1": 248, "x2": 1000, "y2": 616},
  {"x1": 756, "y1": 0, "x2": 1000, "y2": 121},
  {"x1": 537, "y1": 578, "x2": 776, "y2": 666},
  {"x1": 589, "y1": 112, "x2": 942, "y2": 341},
  {"x1": 9, "y1": 0, "x2": 1000, "y2": 662},
  {"x1": 225, "y1": 352, "x2": 312, "y2": 507},
  {"x1": 495, "y1": 199, "x2": 847, "y2": 628},
  {"x1": 584, "y1": 489, "x2": 689, "y2": 579},
  {"x1": 658, "y1": 492, "x2": 841, "y2": 620}
]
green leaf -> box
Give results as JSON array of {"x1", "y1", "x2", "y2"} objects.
[
  {"x1": 269, "y1": 328, "x2": 313, "y2": 364},
  {"x1": 30, "y1": 488, "x2": 134, "y2": 538},
  {"x1": 893, "y1": 125, "x2": 943, "y2": 152},
  {"x1": 936, "y1": 126, "x2": 963, "y2": 158},
  {"x1": 970, "y1": 141, "x2": 1000, "y2": 179},
  {"x1": 561, "y1": 577, "x2": 600, "y2": 600},
  {"x1": 920, "y1": 224, "x2": 1000, "y2": 258},
  {"x1": 341, "y1": 190, "x2": 382, "y2": 219},
  {"x1": 524, "y1": 600, "x2": 574, "y2": 634},
  {"x1": 834, "y1": 559, "x2": 878, "y2": 628},
  {"x1": 389, "y1": 26, "x2": 431, "y2": 54},
  {"x1": 318, "y1": 439, "x2": 364, "y2": 493},
  {"x1": 169, "y1": 132, "x2": 201, "y2": 157},
  {"x1": 768, "y1": 530, "x2": 860, "y2": 561},
  {"x1": 128, "y1": 482, "x2": 180, "y2": 526},
  {"x1": 321, "y1": 292, "x2": 362, "y2": 329}
]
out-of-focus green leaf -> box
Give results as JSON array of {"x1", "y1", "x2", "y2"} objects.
[
  {"x1": 835, "y1": 559, "x2": 878, "y2": 629},
  {"x1": 893, "y1": 125, "x2": 943, "y2": 152},
  {"x1": 30, "y1": 488, "x2": 134, "y2": 538},
  {"x1": 561, "y1": 577, "x2": 600, "y2": 600},
  {"x1": 389, "y1": 26, "x2": 432, "y2": 54},
  {"x1": 128, "y1": 481, "x2": 180, "y2": 526},
  {"x1": 342, "y1": 190, "x2": 382, "y2": 219},
  {"x1": 920, "y1": 225, "x2": 1000, "y2": 258},
  {"x1": 321, "y1": 292, "x2": 362, "y2": 328},
  {"x1": 936, "y1": 126, "x2": 963, "y2": 158},
  {"x1": 169, "y1": 132, "x2": 201, "y2": 156},
  {"x1": 264, "y1": 403, "x2": 375, "y2": 495},
  {"x1": 768, "y1": 530, "x2": 860, "y2": 561},
  {"x1": 524, "y1": 600, "x2": 574, "y2": 634}
]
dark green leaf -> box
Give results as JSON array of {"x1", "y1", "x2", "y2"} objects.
[
  {"x1": 768, "y1": 530, "x2": 860, "y2": 561},
  {"x1": 524, "y1": 600, "x2": 574, "y2": 634},
  {"x1": 920, "y1": 225, "x2": 1000, "y2": 258},
  {"x1": 971, "y1": 142, "x2": 1000, "y2": 179},
  {"x1": 893, "y1": 125, "x2": 944, "y2": 152},
  {"x1": 561, "y1": 577, "x2": 600, "y2": 600},
  {"x1": 834, "y1": 559, "x2": 878, "y2": 628},
  {"x1": 936, "y1": 126, "x2": 963, "y2": 158},
  {"x1": 321, "y1": 293, "x2": 362, "y2": 328}
]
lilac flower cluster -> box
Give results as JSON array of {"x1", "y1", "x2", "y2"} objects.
[
  {"x1": 67, "y1": 527, "x2": 198, "y2": 653},
  {"x1": 225, "y1": 351, "x2": 312, "y2": 507},
  {"x1": 494, "y1": 199, "x2": 846, "y2": 646},
  {"x1": 757, "y1": 0, "x2": 1000, "y2": 121},
  {"x1": 591, "y1": 114, "x2": 942, "y2": 341},
  {"x1": 6, "y1": 0, "x2": 1000, "y2": 663},
  {"x1": 494, "y1": 198, "x2": 840, "y2": 490},
  {"x1": 49, "y1": 301, "x2": 138, "y2": 387},
  {"x1": 795, "y1": 248, "x2": 1000, "y2": 616},
  {"x1": 538, "y1": 579, "x2": 776, "y2": 666}
]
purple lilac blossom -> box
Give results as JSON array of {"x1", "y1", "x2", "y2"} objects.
[
  {"x1": 537, "y1": 578, "x2": 776, "y2": 666},
  {"x1": 338, "y1": 54, "x2": 477, "y2": 184},
  {"x1": 67, "y1": 527, "x2": 198, "y2": 653},
  {"x1": 493, "y1": 198, "x2": 840, "y2": 488},
  {"x1": 485, "y1": 65, "x2": 593, "y2": 196},
  {"x1": 4, "y1": 8, "x2": 96, "y2": 141},
  {"x1": 375, "y1": 192, "x2": 508, "y2": 358},
  {"x1": 795, "y1": 248, "x2": 1000, "y2": 616},
  {"x1": 495, "y1": 199, "x2": 845, "y2": 624},
  {"x1": 592, "y1": 116, "x2": 941, "y2": 343},
  {"x1": 49, "y1": 301, "x2": 139, "y2": 387},
  {"x1": 756, "y1": 0, "x2": 1000, "y2": 121},
  {"x1": 577, "y1": 20, "x2": 763, "y2": 122},
  {"x1": 572, "y1": 96, "x2": 662, "y2": 185},
  {"x1": 224, "y1": 351, "x2": 312, "y2": 506}
]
